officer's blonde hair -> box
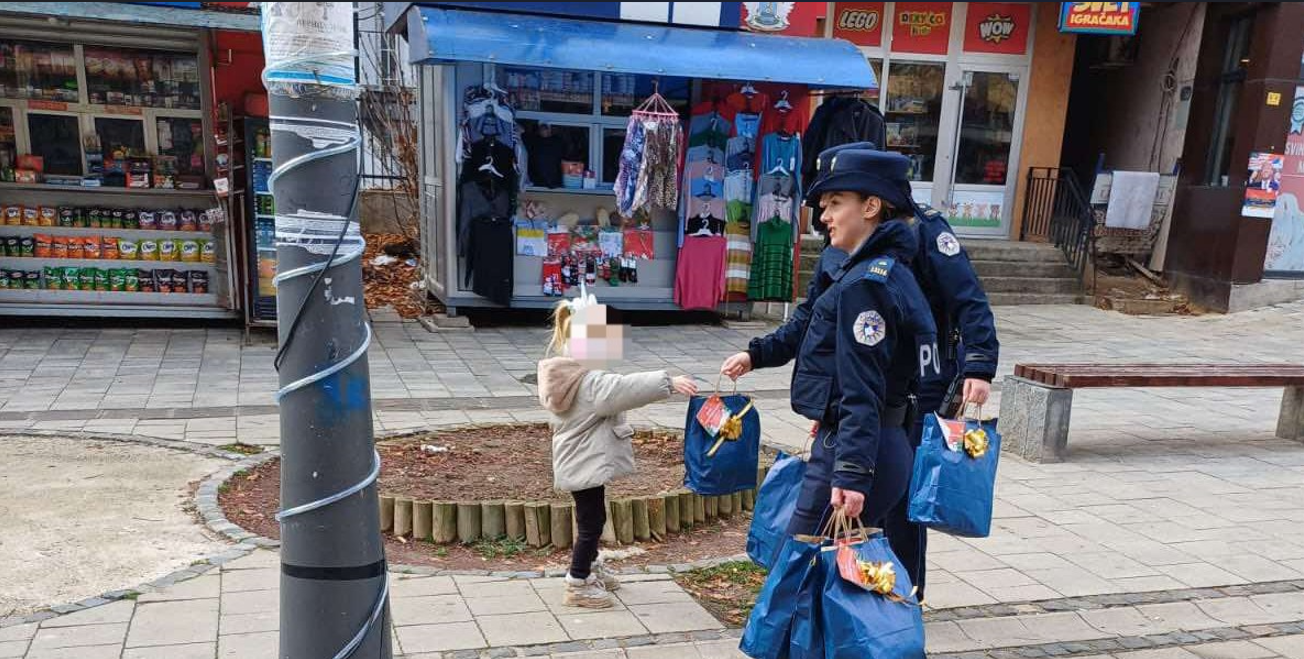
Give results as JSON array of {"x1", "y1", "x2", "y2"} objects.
[{"x1": 547, "y1": 300, "x2": 573, "y2": 356}]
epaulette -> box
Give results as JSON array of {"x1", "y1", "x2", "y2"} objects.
[
  {"x1": 863, "y1": 256, "x2": 895, "y2": 283},
  {"x1": 917, "y1": 203, "x2": 944, "y2": 219}
]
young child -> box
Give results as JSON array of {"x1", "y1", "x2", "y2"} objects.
[{"x1": 537, "y1": 292, "x2": 697, "y2": 608}]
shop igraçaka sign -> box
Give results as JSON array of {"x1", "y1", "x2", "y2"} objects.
[{"x1": 1058, "y1": 2, "x2": 1139, "y2": 36}]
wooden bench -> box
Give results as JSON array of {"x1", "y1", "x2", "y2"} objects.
[{"x1": 997, "y1": 363, "x2": 1304, "y2": 462}]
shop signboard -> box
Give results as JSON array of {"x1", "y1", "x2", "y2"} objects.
[
  {"x1": 832, "y1": 2, "x2": 886, "y2": 47},
  {"x1": 1058, "y1": 2, "x2": 1139, "y2": 36},
  {"x1": 430, "y1": 2, "x2": 746, "y2": 28},
  {"x1": 1263, "y1": 86, "x2": 1304, "y2": 273},
  {"x1": 963, "y1": 2, "x2": 1030, "y2": 55},
  {"x1": 891, "y1": 2, "x2": 952, "y2": 55},
  {"x1": 945, "y1": 189, "x2": 1004, "y2": 229}
]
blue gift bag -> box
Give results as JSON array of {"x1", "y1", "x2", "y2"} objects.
[
  {"x1": 818, "y1": 528, "x2": 925, "y2": 659},
  {"x1": 747, "y1": 452, "x2": 807, "y2": 569},
  {"x1": 740, "y1": 533, "x2": 826, "y2": 659},
  {"x1": 684, "y1": 392, "x2": 761, "y2": 496},
  {"x1": 907, "y1": 413, "x2": 1002, "y2": 538}
]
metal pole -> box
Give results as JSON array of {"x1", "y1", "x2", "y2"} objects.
[{"x1": 260, "y1": 4, "x2": 391, "y2": 658}]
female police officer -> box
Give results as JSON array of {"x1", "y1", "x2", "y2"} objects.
[{"x1": 723, "y1": 146, "x2": 940, "y2": 533}]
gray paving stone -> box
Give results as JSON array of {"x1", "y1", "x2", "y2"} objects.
[
  {"x1": 220, "y1": 567, "x2": 278, "y2": 593},
  {"x1": 392, "y1": 576, "x2": 459, "y2": 598},
  {"x1": 0, "y1": 641, "x2": 25, "y2": 659},
  {"x1": 0, "y1": 625, "x2": 37, "y2": 643},
  {"x1": 219, "y1": 611, "x2": 279, "y2": 636},
  {"x1": 625, "y1": 644, "x2": 704, "y2": 659},
  {"x1": 555, "y1": 610, "x2": 648, "y2": 640},
  {"x1": 394, "y1": 622, "x2": 487, "y2": 654},
  {"x1": 38, "y1": 601, "x2": 135, "y2": 628},
  {"x1": 1186, "y1": 640, "x2": 1282, "y2": 659},
  {"x1": 122, "y1": 642, "x2": 217, "y2": 659},
  {"x1": 217, "y1": 630, "x2": 277, "y2": 658},
  {"x1": 466, "y1": 592, "x2": 550, "y2": 616},
  {"x1": 613, "y1": 582, "x2": 696, "y2": 607},
  {"x1": 458, "y1": 580, "x2": 538, "y2": 600},
  {"x1": 477, "y1": 612, "x2": 570, "y2": 646},
  {"x1": 627, "y1": 603, "x2": 722, "y2": 634},
  {"x1": 220, "y1": 588, "x2": 279, "y2": 615},
  {"x1": 136, "y1": 573, "x2": 220, "y2": 602},
  {"x1": 24, "y1": 645, "x2": 123, "y2": 659},
  {"x1": 391, "y1": 595, "x2": 475, "y2": 627},
  {"x1": 126, "y1": 600, "x2": 219, "y2": 648},
  {"x1": 29, "y1": 623, "x2": 128, "y2": 650}
]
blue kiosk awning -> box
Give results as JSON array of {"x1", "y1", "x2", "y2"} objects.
[{"x1": 406, "y1": 6, "x2": 877, "y2": 89}]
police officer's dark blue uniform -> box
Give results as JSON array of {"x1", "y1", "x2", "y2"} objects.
[
  {"x1": 742, "y1": 147, "x2": 942, "y2": 535},
  {"x1": 810, "y1": 142, "x2": 1000, "y2": 600}
]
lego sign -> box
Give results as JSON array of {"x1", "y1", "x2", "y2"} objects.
[
  {"x1": 963, "y1": 3, "x2": 1030, "y2": 54},
  {"x1": 832, "y1": 2, "x2": 885, "y2": 47},
  {"x1": 891, "y1": 2, "x2": 952, "y2": 55},
  {"x1": 1058, "y1": 2, "x2": 1139, "y2": 36}
]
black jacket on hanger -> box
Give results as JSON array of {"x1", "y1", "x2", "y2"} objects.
[{"x1": 800, "y1": 97, "x2": 887, "y2": 186}]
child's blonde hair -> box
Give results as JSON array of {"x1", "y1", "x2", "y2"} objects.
[{"x1": 548, "y1": 299, "x2": 573, "y2": 356}]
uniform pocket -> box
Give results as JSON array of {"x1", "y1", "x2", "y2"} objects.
[{"x1": 791, "y1": 371, "x2": 833, "y2": 421}]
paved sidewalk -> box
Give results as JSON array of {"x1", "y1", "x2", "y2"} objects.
[{"x1": 4, "y1": 549, "x2": 1304, "y2": 659}]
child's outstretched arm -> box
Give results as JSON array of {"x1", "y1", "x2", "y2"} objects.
[{"x1": 590, "y1": 371, "x2": 697, "y2": 417}]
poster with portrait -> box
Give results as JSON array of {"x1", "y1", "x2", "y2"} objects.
[
  {"x1": 1243, "y1": 152, "x2": 1284, "y2": 219},
  {"x1": 1262, "y1": 87, "x2": 1304, "y2": 273}
]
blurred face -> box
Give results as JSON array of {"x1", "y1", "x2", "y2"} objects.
[
  {"x1": 568, "y1": 304, "x2": 625, "y2": 367},
  {"x1": 819, "y1": 191, "x2": 881, "y2": 251}
]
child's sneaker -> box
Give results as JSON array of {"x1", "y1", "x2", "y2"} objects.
[
  {"x1": 563, "y1": 574, "x2": 613, "y2": 609},
  {"x1": 593, "y1": 561, "x2": 621, "y2": 592}
]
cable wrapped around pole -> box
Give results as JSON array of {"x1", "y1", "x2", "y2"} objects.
[{"x1": 261, "y1": 4, "x2": 392, "y2": 658}]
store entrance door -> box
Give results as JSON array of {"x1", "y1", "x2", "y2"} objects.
[{"x1": 937, "y1": 67, "x2": 1025, "y2": 238}]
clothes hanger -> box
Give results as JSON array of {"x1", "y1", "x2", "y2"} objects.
[
  {"x1": 774, "y1": 90, "x2": 793, "y2": 112},
  {"x1": 479, "y1": 151, "x2": 504, "y2": 178},
  {"x1": 741, "y1": 82, "x2": 758, "y2": 97}
]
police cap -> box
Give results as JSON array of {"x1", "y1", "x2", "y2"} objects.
[{"x1": 804, "y1": 143, "x2": 914, "y2": 211}]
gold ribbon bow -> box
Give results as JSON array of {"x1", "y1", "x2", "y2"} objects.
[
  {"x1": 707, "y1": 400, "x2": 755, "y2": 457},
  {"x1": 858, "y1": 560, "x2": 897, "y2": 596},
  {"x1": 963, "y1": 427, "x2": 989, "y2": 458}
]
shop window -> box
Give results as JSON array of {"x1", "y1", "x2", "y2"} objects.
[
  {"x1": 0, "y1": 107, "x2": 15, "y2": 176},
  {"x1": 954, "y1": 72, "x2": 1018, "y2": 186},
  {"x1": 0, "y1": 40, "x2": 78, "y2": 102},
  {"x1": 84, "y1": 47, "x2": 201, "y2": 109},
  {"x1": 884, "y1": 62, "x2": 945, "y2": 182},
  {"x1": 601, "y1": 74, "x2": 690, "y2": 117},
  {"x1": 862, "y1": 59, "x2": 883, "y2": 105},
  {"x1": 496, "y1": 66, "x2": 594, "y2": 114},
  {"x1": 601, "y1": 127, "x2": 625, "y2": 185},
  {"x1": 1205, "y1": 15, "x2": 1253, "y2": 187},
  {"x1": 26, "y1": 113, "x2": 81, "y2": 176},
  {"x1": 94, "y1": 117, "x2": 147, "y2": 159},
  {"x1": 519, "y1": 119, "x2": 590, "y2": 189},
  {"x1": 156, "y1": 117, "x2": 205, "y2": 176}
]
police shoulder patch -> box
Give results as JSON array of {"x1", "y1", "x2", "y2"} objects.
[
  {"x1": 863, "y1": 256, "x2": 896, "y2": 283},
  {"x1": 936, "y1": 232, "x2": 961, "y2": 257},
  {"x1": 853, "y1": 310, "x2": 887, "y2": 347}
]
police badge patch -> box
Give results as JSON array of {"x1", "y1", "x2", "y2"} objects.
[
  {"x1": 853, "y1": 310, "x2": 887, "y2": 347},
  {"x1": 937, "y1": 232, "x2": 961, "y2": 257}
]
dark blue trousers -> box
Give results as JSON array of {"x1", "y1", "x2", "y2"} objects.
[{"x1": 785, "y1": 422, "x2": 913, "y2": 536}]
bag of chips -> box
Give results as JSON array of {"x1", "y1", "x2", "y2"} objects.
[
  {"x1": 83, "y1": 236, "x2": 102, "y2": 259},
  {"x1": 159, "y1": 211, "x2": 178, "y2": 231},
  {"x1": 200, "y1": 240, "x2": 216, "y2": 264},
  {"x1": 179, "y1": 209, "x2": 198, "y2": 232},
  {"x1": 179, "y1": 240, "x2": 199, "y2": 263},
  {"x1": 124, "y1": 269, "x2": 140, "y2": 292},
  {"x1": 58, "y1": 207, "x2": 76, "y2": 227},
  {"x1": 33, "y1": 234, "x2": 52, "y2": 258},
  {"x1": 139, "y1": 240, "x2": 159, "y2": 261},
  {"x1": 87, "y1": 208, "x2": 103, "y2": 228},
  {"x1": 123, "y1": 210, "x2": 139, "y2": 229},
  {"x1": 44, "y1": 267, "x2": 62, "y2": 290},
  {"x1": 19, "y1": 236, "x2": 35, "y2": 258},
  {"x1": 51, "y1": 237, "x2": 68, "y2": 259},
  {"x1": 137, "y1": 269, "x2": 156, "y2": 293},
  {"x1": 62, "y1": 267, "x2": 81, "y2": 291},
  {"x1": 4, "y1": 236, "x2": 18, "y2": 256},
  {"x1": 102, "y1": 236, "x2": 120, "y2": 260},
  {"x1": 93, "y1": 268, "x2": 109, "y2": 291},
  {"x1": 79, "y1": 268, "x2": 97, "y2": 291},
  {"x1": 118, "y1": 239, "x2": 139, "y2": 260},
  {"x1": 3, "y1": 206, "x2": 21, "y2": 226},
  {"x1": 109, "y1": 268, "x2": 126, "y2": 292},
  {"x1": 22, "y1": 207, "x2": 39, "y2": 226},
  {"x1": 153, "y1": 269, "x2": 175, "y2": 293},
  {"x1": 199, "y1": 209, "x2": 215, "y2": 232},
  {"x1": 173, "y1": 270, "x2": 190, "y2": 293},
  {"x1": 38, "y1": 207, "x2": 57, "y2": 227},
  {"x1": 158, "y1": 239, "x2": 178, "y2": 262},
  {"x1": 67, "y1": 237, "x2": 84, "y2": 260},
  {"x1": 23, "y1": 270, "x2": 40, "y2": 290},
  {"x1": 188, "y1": 270, "x2": 210, "y2": 294},
  {"x1": 108, "y1": 209, "x2": 124, "y2": 229},
  {"x1": 138, "y1": 210, "x2": 157, "y2": 230},
  {"x1": 0, "y1": 270, "x2": 10, "y2": 289}
]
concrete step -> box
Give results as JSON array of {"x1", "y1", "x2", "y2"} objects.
[
  {"x1": 970, "y1": 260, "x2": 1077, "y2": 279},
  {"x1": 979, "y1": 276, "x2": 1081, "y2": 295},
  {"x1": 988, "y1": 292, "x2": 1084, "y2": 305},
  {"x1": 964, "y1": 240, "x2": 1065, "y2": 263}
]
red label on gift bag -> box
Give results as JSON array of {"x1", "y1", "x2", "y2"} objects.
[{"x1": 695, "y1": 395, "x2": 732, "y2": 437}]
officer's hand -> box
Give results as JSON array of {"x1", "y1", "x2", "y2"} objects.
[
  {"x1": 962, "y1": 378, "x2": 991, "y2": 407},
  {"x1": 671, "y1": 376, "x2": 699, "y2": 397},
  {"x1": 721, "y1": 352, "x2": 753, "y2": 381},
  {"x1": 830, "y1": 487, "x2": 865, "y2": 520}
]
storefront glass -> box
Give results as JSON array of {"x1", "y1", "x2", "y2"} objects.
[
  {"x1": 954, "y1": 71, "x2": 1018, "y2": 185},
  {"x1": 496, "y1": 66, "x2": 594, "y2": 114},
  {"x1": 601, "y1": 74, "x2": 690, "y2": 116},
  {"x1": 26, "y1": 113, "x2": 81, "y2": 175},
  {"x1": 94, "y1": 117, "x2": 147, "y2": 159},
  {"x1": 884, "y1": 61, "x2": 945, "y2": 182},
  {"x1": 84, "y1": 47, "x2": 200, "y2": 109},
  {"x1": 0, "y1": 107, "x2": 15, "y2": 175},
  {"x1": 0, "y1": 41, "x2": 78, "y2": 101},
  {"x1": 517, "y1": 118, "x2": 591, "y2": 189},
  {"x1": 156, "y1": 116, "x2": 204, "y2": 176},
  {"x1": 863, "y1": 58, "x2": 883, "y2": 104}
]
